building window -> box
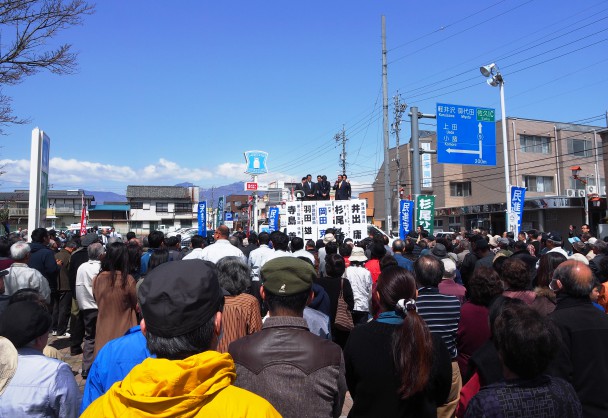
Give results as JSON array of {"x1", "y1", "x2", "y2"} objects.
[
  {"x1": 131, "y1": 221, "x2": 143, "y2": 229},
  {"x1": 156, "y1": 203, "x2": 168, "y2": 213},
  {"x1": 450, "y1": 181, "x2": 472, "y2": 197},
  {"x1": 568, "y1": 139, "x2": 592, "y2": 157},
  {"x1": 434, "y1": 220, "x2": 444, "y2": 228},
  {"x1": 174, "y1": 203, "x2": 191, "y2": 213},
  {"x1": 523, "y1": 175, "x2": 554, "y2": 193},
  {"x1": 520, "y1": 135, "x2": 551, "y2": 154},
  {"x1": 180, "y1": 220, "x2": 192, "y2": 228},
  {"x1": 569, "y1": 177, "x2": 605, "y2": 190},
  {"x1": 448, "y1": 216, "x2": 460, "y2": 225},
  {"x1": 131, "y1": 202, "x2": 143, "y2": 209}
]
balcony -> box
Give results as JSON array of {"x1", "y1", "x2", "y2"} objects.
[
  {"x1": 55, "y1": 206, "x2": 78, "y2": 215},
  {"x1": 9, "y1": 208, "x2": 29, "y2": 217}
]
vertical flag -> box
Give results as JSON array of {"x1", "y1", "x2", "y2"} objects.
[
  {"x1": 416, "y1": 195, "x2": 435, "y2": 235},
  {"x1": 268, "y1": 207, "x2": 280, "y2": 232},
  {"x1": 198, "y1": 201, "x2": 207, "y2": 235},
  {"x1": 79, "y1": 194, "x2": 87, "y2": 236},
  {"x1": 217, "y1": 196, "x2": 224, "y2": 226},
  {"x1": 399, "y1": 200, "x2": 414, "y2": 240},
  {"x1": 509, "y1": 186, "x2": 526, "y2": 235}
]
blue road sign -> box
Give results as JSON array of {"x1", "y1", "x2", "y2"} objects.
[{"x1": 436, "y1": 103, "x2": 496, "y2": 166}]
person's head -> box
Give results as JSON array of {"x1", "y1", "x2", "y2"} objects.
[
  {"x1": 324, "y1": 241, "x2": 338, "y2": 257},
  {"x1": 0, "y1": 301, "x2": 51, "y2": 350},
  {"x1": 500, "y1": 258, "x2": 530, "y2": 291},
  {"x1": 592, "y1": 240, "x2": 608, "y2": 255},
  {"x1": 322, "y1": 175, "x2": 327, "y2": 181},
  {"x1": 63, "y1": 240, "x2": 78, "y2": 253},
  {"x1": 316, "y1": 175, "x2": 322, "y2": 182},
  {"x1": 87, "y1": 242, "x2": 105, "y2": 261},
  {"x1": 228, "y1": 235, "x2": 240, "y2": 248},
  {"x1": 349, "y1": 246, "x2": 367, "y2": 266},
  {"x1": 581, "y1": 224, "x2": 590, "y2": 234},
  {"x1": 305, "y1": 239, "x2": 315, "y2": 250},
  {"x1": 403, "y1": 239, "x2": 415, "y2": 254},
  {"x1": 216, "y1": 256, "x2": 250, "y2": 296},
  {"x1": 517, "y1": 232, "x2": 527, "y2": 242},
  {"x1": 30, "y1": 228, "x2": 49, "y2": 244},
  {"x1": 139, "y1": 260, "x2": 225, "y2": 359},
  {"x1": 149, "y1": 249, "x2": 169, "y2": 271},
  {"x1": 468, "y1": 267, "x2": 503, "y2": 306},
  {"x1": 339, "y1": 243, "x2": 352, "y2": 258},
  {"x1": 100, "y1": 242, "x2": 129, "y2": 288},
  {"x1": 290, "y1": 237, "x2": 304, "y2": 252},
  {"x1": 10, "y1": 242, "x2": 30, "y2": 262},
  {"x1": 551, "y1": 260, "x2": 594, "y2": 297},
  {"x1": 325, "y1": 253, "x2": 346, "y2": 278},
  {"x1": 494, "y1": 303, "x2": 560, "y2": 379},
  {"x1": 535, "y1": 252, "x2": 567, "y2": 288},
  {"x1": 473, "y1": 237, "x2": 490, "y2": 255},
  {"x1": 165, "y1": 236, "x2": 180, "y2": 249},
  {"x1": 337, "y1": 174, "x2": 343, "y2": 182},
  {"x1": 441, "y1": 258, "x2": 457, "y2": 280},
  {"x1": 126, "y1": 231, "x2": 136, "y2": 241},
  {"x1": 258, "y1": 232, "x2": 270, "y2": 246},
  {"x1": 147, "y1": 230, "x2": 165, "y2": 249},
  {"x1": 261, "y1": 257, "x2": 315, "y2": 316},
  {"x1": 126, "y1": 241, "x2": 142, "y2": 272},
  {"x1": 513, "y1": 240, "x2": 527, "y2": 253},
  {"x1": 414, "y1": 255, "x2": 444, "y2": 288},
  {"x1": 590, "y1": 281, "x2": 602, "y2": 303},
  {"x1": 269, "y1": 231, "x2": 289, "y2": 251},
  {"x1": 301, "y1": 176, "x2": 306, "y2": 184},
  {"x1": 545, "y1": 232, "x2": 562, "y2": 249},
  {"x1": 214, "y1": 225, "x2": 230, "y2": 241},
  {"x1": 370, "y1": 241, "x2": 387, "y2": 260},
  {"x1": 306, "y1": 174, "x2": 312, "y2": 182},
  {"x1": 376, "y1": 266, "x2": 433, "y2": 399},
  {"x1": 380, "y1": 254, "x2": 398, "y2": 271},
  {"x1": 188, "y1": 234, "x2": 204, "y2": 250},
  {"x1": 392, "y1": 239, "x2": 405, "y2": 254}
]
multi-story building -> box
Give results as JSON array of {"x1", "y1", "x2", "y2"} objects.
[
  {"x1": 0, "y1": 189, "x2": 95, "y2": 231},
  {"x1": 373, "y1": 117, "x2": 607, "y2": 237},
  {"x1": 126, "y1": 185, "x2": 199, "y2": 235}
]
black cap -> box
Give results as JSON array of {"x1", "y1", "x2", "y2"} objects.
[
  {"x1": 475, "y1": 238, "x2": 489, "y2": 250},
  {"x1": 138, "y1": 260, "x2": 223, "y2": 338},
  {"x1": 547, "y1": 232, "x2": 563, "y2": 242},
  {"x1": 0, "y1": 301, "x2": 51, "y2": 348}
]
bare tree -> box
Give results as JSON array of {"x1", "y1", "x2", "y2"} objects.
[{"x1": 0, "y1": 0, "x2": 94, "y2": 129}]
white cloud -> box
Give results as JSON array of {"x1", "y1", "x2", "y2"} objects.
[{"x1": 0, "y1": 157, "x2": 263, "y2": 190}]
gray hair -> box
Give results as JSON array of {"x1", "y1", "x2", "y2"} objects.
[
  {"x1": 216, "y1": 256, "x2": 250, "y2": 296},
  {"x1": 88, "y1": 243, "x2": 105, "y2": 261},
  {"x1": 10, "y1": 242, "x2": 30, "y2": 261}
]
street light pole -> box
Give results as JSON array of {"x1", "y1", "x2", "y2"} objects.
[{"x1": 481, "y1": 63, "x2": 511, "y2": 233}]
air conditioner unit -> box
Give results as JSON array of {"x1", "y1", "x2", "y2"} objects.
[
  {"x1": 566, "y1": 189, "x2": 576, "y2": 197},
  {"x1": 577, "y1": 189, "x2": 586, "y2": 197},
  {"x1": 587, "y1": 185, "x2": 597, "y2": 194}
]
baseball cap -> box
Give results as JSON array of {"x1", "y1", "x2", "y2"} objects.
[
  {"x1": 138, "y1": 260, "x2": 224, "y2": 338},
  {"x1": 0, "y1": 301, "x2": 52, "y2": 348},
  {"x1": 546, "y1": 232, "x2": 562, "y2": 242},
  {"x1": 261, "y1": 257, "x2": 315, "y2": 295}
]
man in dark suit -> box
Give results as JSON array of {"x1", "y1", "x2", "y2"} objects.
[
  {"x1": 304, "y1": 174, "x2": 316, "y2": 200},
  {"x1": 316, "y1": 175, "x2": 331, "y2": 200},
  {"x1": 333, "y1": 174, "x2": 351, "y2": 200},
  {"x1": 294, "y1": 177, "x2": 306, "y2": 201}
]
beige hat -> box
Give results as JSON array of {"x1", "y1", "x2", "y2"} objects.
[
  {"x1": 349, "y1": 246, "x2": 368, "y2": 262},
  {"x1": 488, "y1": 235, "x2": 499, "y2": 247},
  {"x1": 568, "y1": 253, "x2": 589, "y2": 265},
  {"x1": 0, "y1": 336, "x2": 18, "y2": 396},
  {"x1": 441, "y1": 258, "x2": 457, "y2": 277}
]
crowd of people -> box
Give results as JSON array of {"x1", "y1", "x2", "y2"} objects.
[{"x1": 0, "y1": 223, "x2": 607, "y2": 417}]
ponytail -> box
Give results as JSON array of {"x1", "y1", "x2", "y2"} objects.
[{"x1": 391, "y1": 298, "x2": 433, "y2": 399}]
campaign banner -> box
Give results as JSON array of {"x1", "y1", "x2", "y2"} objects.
[
  {"x1": 197, "y1": 201, "x2": 207, "y2": 235},
  {"x1": 399, "y1": 200, "x2": 414, "y2": 240},
  {"x1": 268, "y1": 207, "x2": 280, "y2": 232},
  {"x1": 217, "y1": 196, "x2": 224, "y2": 225},
  {"x1": 348, "y1": 200, "x2": 367, "y2": 242},
  {"x1": 509, "y1": 186, "x2": 526, "y2": 235},
  {"x1": 416, "y1": 195, "x2": 435, "y2": 234}
]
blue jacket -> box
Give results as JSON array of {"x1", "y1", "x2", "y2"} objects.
[
  {"x1": 81, "y1": 325, "x2": 152, "y2": 413},
  {"x1": 139, "y1": 249, "x2": 154, "y2": 275},
  {"x1": 28, "y1": 242, "x2": 59, "y2": 289}
]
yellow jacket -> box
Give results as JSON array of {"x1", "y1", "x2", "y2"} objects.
[{"x1": 81, "y1": 350, "x2": 281, "y2": 417}]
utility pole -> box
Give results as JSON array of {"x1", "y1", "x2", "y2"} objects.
[
  {"x1": 334, "y1": 125, "x2": 347, "y2": 175},
  {"x1": 391, "y1": 92, "x2": 407, "y2": 199},
  {"x1": 381, "y1": 15, "x2": 391, "y2": 234}
]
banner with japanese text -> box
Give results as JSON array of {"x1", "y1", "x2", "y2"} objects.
[
  {"x1": 509, "y1": 186, "x2": 526, "y2": 235},
  {"x1": 217, "y1": 196, "x2": 224, "y2": 226},
  {"x1": 198, "y1": 201, "x2": 207, "y2": 235},
  {"x1": 268, "y1": 207, "x2": 280, "y2": 232},
  {"x1": 399, "y1": 200, "x2": 414, "y2": 240},
  {"x1": 416, "y1": 195, "x2": 435, "y2": 234}
]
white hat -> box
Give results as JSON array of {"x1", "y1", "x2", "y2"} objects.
[
  {"x1": 0, "y1": 336, "x2": 18, "y2": 396},
  {"x1": 441, "y1": 258, "x2": 457, "y2": 277},
  {"x1": 349, "y1": 246, "x2": 368, "y2": 262},
  {"x1": 568, "y1": 253, "x2": 589, "y2": 265},
  {"x1": 323, "y1": 233, "x2": 336, "y2": 244}
]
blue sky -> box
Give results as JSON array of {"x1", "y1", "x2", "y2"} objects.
[{"x1": 1, "y1": 0, "x2": 606, "y2": 195}]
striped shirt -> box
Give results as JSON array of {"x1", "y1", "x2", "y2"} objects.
[
  {"x1": 217, "y1": 293, "x2": 262, "y2": 353},
  {"x1": 416, "y1": 287, "x2": 461, "y2": 359}
]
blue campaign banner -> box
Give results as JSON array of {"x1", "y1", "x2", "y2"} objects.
[
  {"x1": 197, "y1": 201, "x2": 207, "y2": 235},
  {"x1": 509, "y1": 186, "x2": 526, "y2": 234},
  {"x1": 399, "y1": 200, "x2": 414, "y2": 240},
  {"x1": 268, "y1": 207, "x2": 280, "y2": 232}
]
